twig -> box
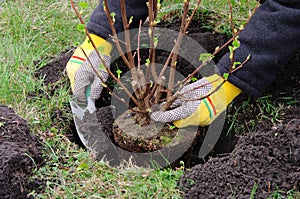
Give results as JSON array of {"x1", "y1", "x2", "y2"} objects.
[
  {"x1": 167, "y1": 0, "x2": 190, "y2": 97},
  {"x1": 228, "y1": 0, "x2": 236, "y2": 35},
  {"x1": 80, "y1": 47, "x2": 128, "y2": 105},
  {"x1": 137, "y1": 20, "x2": 143, "y2": 70},
  {"x1": 159, "y1": 0, "x2": 201, "y2": 78},
  {"x1": 70, "y1": 0, "x2": 84, "y2": 24},
  {"x1": 103, "y1": 0, "x2": 130, "y2": 68},
  {"x1": 227, "y1": 0, "x2": 237, "y2": 73},
  {"x1": 80, "y1": 47, "x2": 106, "y2": 85},
  {"x1": 120, "y1": 0, "x2": 142, "y2": 96},
  {"x1": 147, "y1": 0, "x2": 159, "y2": 83},
  {"x1": 230, "y1": 54, "x2": 251, "y2": 73},
  {"x1": 184, "y1": 0, "x2": 202, "y2": 33}
]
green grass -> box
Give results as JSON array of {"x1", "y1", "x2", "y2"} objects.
[
  {"x1": 32, "y1": 142, "x2": 184, "y2": 198},
  {"x1": 226, "y1": 89, "x2": 299, "y2": 136},
  {"x1": 0, "y1": 0, "x2": 297, "y2": 198}
]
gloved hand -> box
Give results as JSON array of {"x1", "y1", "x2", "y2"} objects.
[
  {"x1": 151, "y1": 74, "x2": 242, "y2": 127},
  {"x1": 66, "y1": 34, "x2": 112, "y2": 102}
]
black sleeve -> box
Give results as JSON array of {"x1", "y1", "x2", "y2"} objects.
[
  {"x1": 217, "y1": 0, "x2": 300, "y2": 97},
  {"x1": 87, "y1": 0, "x2": 149, "y2": 39}
]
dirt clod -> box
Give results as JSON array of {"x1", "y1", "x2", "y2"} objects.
[
  {"x1": 0, "y1": 105, "x2": 44, "y2": 199},
  {"x1": 34, "y1": 50, "x2": 73, "y2": 85}
]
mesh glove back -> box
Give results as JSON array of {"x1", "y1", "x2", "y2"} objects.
[
  {"x1": 151, "y1": 74, "x2": 241, "y2": 127},
  {"x1": 151, "y1": 77, "x2": 213, "y2": 123},
  {"x1": 66, "y1": 34, "x2": 112, "y2": 102}
]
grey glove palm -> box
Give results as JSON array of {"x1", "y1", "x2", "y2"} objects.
[{"x1": 73, "y1": 50, "x2": 111, "y2": 102}]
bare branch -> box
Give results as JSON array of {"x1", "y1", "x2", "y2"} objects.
[
  {"x1": 103, "y1": 0, "x2": 130, "y2": 68},
  {"x1": 147, "y1": 0, "x2": 159, "y2": 83},
  {"x1": 227, "y1": 0, "x2": 236, "y2": 35},
  {"x1": 70, "y1": 0, "x2": 85, "y2": 24},
  {"x1": 137, "y1": 20, "x2": 143, "y2": 70},
  {"x1": 184, "y1": 0, "x2": 202, "y2": 33},
  {"x1": 167, "y1": 0, "x2": 190, "y2": 97},
  {"x1": 119, "y1": 0, "x2": 141, "y2": 96}
]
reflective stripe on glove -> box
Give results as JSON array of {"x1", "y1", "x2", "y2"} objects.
[
  {"x1": 150, "y1": 74, "x2": 242, "y2": 127},
  {"x1": 66, "y1": 34, "x2": 112, "y2": 102}
]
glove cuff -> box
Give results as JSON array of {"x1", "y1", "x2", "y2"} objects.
[
  {"x1": 81, "y1": 34, "x2": 113, "y2": 56},
  {"x1": 205, "y1": 74, "x2": 242, "y2": 106}
]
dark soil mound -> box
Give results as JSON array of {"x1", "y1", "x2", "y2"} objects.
[
  {"x1": 180, "y1": 105, "x2": 300, "y2": 198},
  {"x1": 0, "y1": 106, "x2": 44, "y2": 199},
  {"x1": 34, "y1": 50, "x2": 73, "y2": 85}
]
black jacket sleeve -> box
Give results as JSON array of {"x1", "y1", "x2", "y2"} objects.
[
  {"x1": 87, "y1": 0, "x2": 149, "y2": 39},
  {"x1": 217, "y1": 0, "x2": 300, "y2": 97}
]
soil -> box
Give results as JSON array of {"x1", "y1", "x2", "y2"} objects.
[
  {"x1": 113, "y1": 107, "x2": 201, "y2": 155},
  {"x1": 101, "y1": 106, "x2": 202, "y2": 167},
  {"x1": 180, "y1": 107, "x2": 300, "y2": 198},
  {"x1": 0, "y1": 105, "x2": 44, "y2": 199},
  {"x1": 1, "y1": 16, "x2": 299, "y2": 198},
  {"x1": 113, "y1": 108, "x2": 180, "y2": 152}
]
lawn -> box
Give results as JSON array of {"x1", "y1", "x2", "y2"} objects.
[{"x1": 1, "y1": 0, "x2": 298, "y2": 198}]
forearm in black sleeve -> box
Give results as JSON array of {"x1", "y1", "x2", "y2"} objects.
[
  {"x1": 87, "y1": 0, "x2": 149, "y2": 39},
  {"x1": 217, "y1": 0, "x2": 300, "y2": 97}
]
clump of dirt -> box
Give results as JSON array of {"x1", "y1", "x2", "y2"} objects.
[
  {"x1": 113, "y1": 109, "x2": 175, "y2": 152},
  {"x1": 95, "y1": 106, "x2": 202, "y2": 167},
  {"x1": 0, "y1": 105, "x2": 44, "y2": 199},
  {"x1": 180, "y1": 105, "x2": 300, "y2": 198},
  {"x1": 34, "y1": 50, "x2": 73, "y2": 85},
  {"x1": 113, "y1": 108, "x2": 185, "y2": 152}
]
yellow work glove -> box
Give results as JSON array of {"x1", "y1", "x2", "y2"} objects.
[
  {"x1": 151, "y1": 74, "x2": 241, "y2": 127},
  {"x1": 66, "y1": 34, "x2": 112, "y2": 102}
]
